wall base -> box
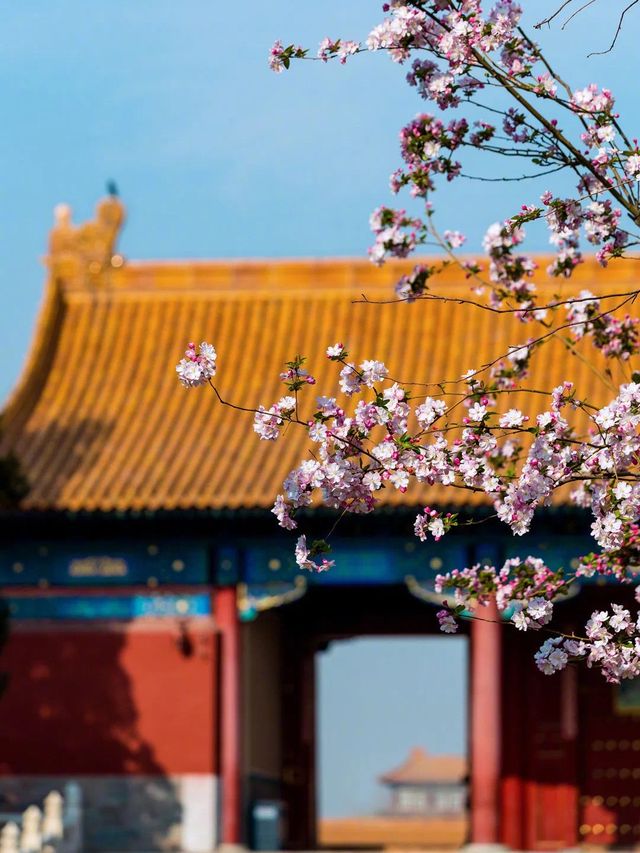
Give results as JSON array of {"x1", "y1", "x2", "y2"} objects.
[{"x1": 0, "y1": 774, "x2": 218, "y2": 853}]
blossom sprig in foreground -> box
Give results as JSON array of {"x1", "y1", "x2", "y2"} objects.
[
  {"x1": 176, "y1": 333, "x2": 640, "y2": 681},
  {"x1": 535, "y1": 604, "x2": 640, "y2": 683},
  {"x1": 177, "y1": 342, "x2": 640, "y2": 564},
  {"x1": 271, "y1": 1, "x2": 640, "y2": 318},
  {"x1": 435, "y1": 558, "x2": 640, "y2": 683}
]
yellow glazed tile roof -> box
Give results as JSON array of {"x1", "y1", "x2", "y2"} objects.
[
  {"x1": 379, "y1": 746, "x2": 466, "y2": 784},
  {"x1": 0, "y1": 248, "x2": 634, "y2": 513}
]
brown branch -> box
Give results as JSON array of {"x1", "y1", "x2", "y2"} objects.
[
  {"x1": 534, "y1": 0, "x2": 578, "y2": 28},
  {"x1": 382, "y1": 291, "x2": 640, "y2": 394},
  {"x1": 588, "y1": 0, "x2": 640, "y2": 55},
  {"x1": 438, "y1": 292, "x2": 638, "y2": 386},
  {"x1": 562, "y1": 0, "x2": 598, "y2": 29},
  {"x1": 207, "y1": 380, "x2": 381, "y2": 467},
  {"x1": 460, "y1": 164, "x2": 567, "y2": 182},
  {"x1": 535, "y1": 0, "x2": 639, "y2": 58},
  {"x1": 355, "y1": 287, "x2": 640, "y2": 314}
]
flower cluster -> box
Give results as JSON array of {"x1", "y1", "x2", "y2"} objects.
[
  {"x1": 540, "y1": 194, "x2": 629, "y2": 278},
  {"x1": 570, "y1": 84, "x2": 615, "y2": 116},
  {"x1": 389, "y1": 113, "x2": 470, "y2": 201},
  {"x1": 268, "y1": 41, "x2": 307, "y2": 73},
  {"x1": 317, "y1": 37, "x2": 359, "y2": 64},
  {"x1": 253, "y1": 396, "x2": 296, "y2": 441},
  {"x1": 369, "y1": 206, "x2": 424, "y2": 265},
  {"x1": 395, "y1": 263, "x2": 438, "y2": 301},
  {"x1": 437, "y1": 609, "x2": 458, "y2": 633},
  {"x1": 366, "y1": 5, "x2": 435, "y2": 63},
  {"x1": 176, "y1": 342, "x2": 217, "y2": 388},
  {"x1": 577, "y1": 521, "x2": 640, "y2": 581},
  {"x1": 239, "y1": 340, "x2": 640, "y2": 554},
  {"x1": 295, "y1": 535, "x2": 335, "y2": 573},
  {"x1": 433, "y1": 556, "x2": 640, "y2": 682},
  {"x1": 414, "y1": 506, "x2": 457, "y2": 542},
  {"x1": 435, "y1": 555, "x2": 569, "y2": 615},
  {"x1": 482, "y1": 222, "x2": 538, "y2": 316},
  {"x1": 177, "y1": 328, "x2": 640, "y2": 679},
  {"x1": 566, "y1": 290, "x2": 638, "y2": 359},
  {"x1": 536, "y1": 602, "x2": 640, "y2": 684},
  {"x1": 407, "y1": 58, "x2": 482, "y2": 111}
]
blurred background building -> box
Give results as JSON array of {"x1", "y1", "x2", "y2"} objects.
[
  {"x1": 319, "y1": 746, "x2": 467, "y2": 851},
  {"x1": 379, "y1": 747, "x2": 466, "y2": 817}
]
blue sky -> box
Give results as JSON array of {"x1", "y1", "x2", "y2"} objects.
[
  {"x1": 318, "y1": 637, "x2": 467, "y2": 817},
  {"x1": 0, "y1": 1, "x2": 638, "y2": 400},
  {"x1": 0, "y1": 0, "x2": 638, "y2": 818}
]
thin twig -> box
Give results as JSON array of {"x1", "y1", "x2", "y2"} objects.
[
  {"x1": 446, "y1": 291, "x2": 638, "y2": 385},
  {"x1": 588, "y1": 0, "x2": 640, "y2": 55},
  {"x1": 562, "y1": 0, "x2": 597, "y2": 29},
  {"x1": 534, "y1": 0, "x2": 578, "y2": 28},
  {"x1": 461, "y1": 164, "x2": 567, "y2": 182},
  {"x1": 355, "y1": 287, "x2": 640, "y2": 314}
]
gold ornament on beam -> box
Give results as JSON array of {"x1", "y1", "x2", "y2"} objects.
[
  {"x1": 237, "y1": 576, "x2": 308, "y2": 621},
  {"x1": 405, "y1": 574, "x2": 443, "y2": 606}
]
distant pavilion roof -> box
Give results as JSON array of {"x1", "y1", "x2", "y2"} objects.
[
  {"x1": 379, "y1": 747, "x2": 466, "y2": 785},
  {"x1": 0, "y1": 196, "x2": 633, "y2": 514}
]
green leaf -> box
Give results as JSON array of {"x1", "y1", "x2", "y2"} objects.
[{"x1": 310, "y1": 539, "x2": 331, "y2": 556}]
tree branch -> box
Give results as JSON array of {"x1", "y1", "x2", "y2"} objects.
[{"x1": 588, "y1": 0, "x2": 640, "y2": 55}]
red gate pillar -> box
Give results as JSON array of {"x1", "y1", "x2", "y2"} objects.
[
  {"x1": 469, "y1": 598, "x2": 503, "y2": 848},
  {"x1": 216, "y1": 587, "x2": 242, "y2": 846}
]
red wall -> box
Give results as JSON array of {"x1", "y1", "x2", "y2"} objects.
[{"x1": 0, "y1": 620, "x2": 218, "y2": 775}]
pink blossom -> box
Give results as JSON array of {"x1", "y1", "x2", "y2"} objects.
[
  {"x1": 295, "y1": 535, "x2": 335, "y2": 573},
  {"x1": 176, "y1": 342, "x2": 217, "y2": 388},
  {"x1": 326, "y1": 343, "x2": 346, "y2": 360},
  {"x1": 499, "y1": 409, "x2": 526, "y2": 428},
  {"x1": 437, "y1": 609, "x2": 458, "y2": 634}
]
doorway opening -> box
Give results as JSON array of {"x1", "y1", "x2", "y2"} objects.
[{"x1": 317, "y1": 635, "x2": 469, "y2": 850}]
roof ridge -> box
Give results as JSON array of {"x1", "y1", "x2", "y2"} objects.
[
  {"x1": 56, "y1": 253, "x2": 639, "y2": 301},
  {"x1": 379, "y1": 746, "x2": 467, "y2": 784}
]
